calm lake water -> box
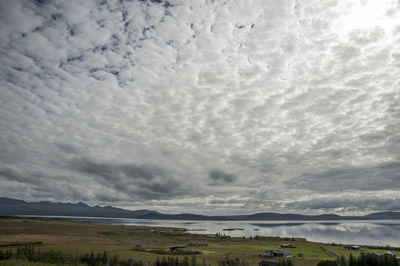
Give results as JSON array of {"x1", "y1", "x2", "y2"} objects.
[{"x1": 21, "y1": 216, "x2": 400, "y2": 247}]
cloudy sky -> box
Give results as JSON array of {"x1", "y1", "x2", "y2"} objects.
[{"x1": 0, "y1": 0, "x2": 399, "y2": 215}]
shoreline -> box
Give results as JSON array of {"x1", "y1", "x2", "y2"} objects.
[{"x1": 7, "y1": 214, "x2": 400, "y2": 248}]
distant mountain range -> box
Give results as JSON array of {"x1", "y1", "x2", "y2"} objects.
[{"x1": 1, "y1": 197, "x2": 400, "y2": 221}]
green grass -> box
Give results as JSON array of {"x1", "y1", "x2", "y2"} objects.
[
  {"x1": 208, "y1": 243, "x2": 277, "y2": 250},
  {"x1": 296, "y1": 246, "x2": 331, "y2": 260},
  {"x1": 323, "y1": 245, "x2": 394, "y2": 260},
  {"x1": 0, "y1": 259, "x2": 81, "y2": 266}
]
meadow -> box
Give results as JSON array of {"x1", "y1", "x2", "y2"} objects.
[{"x1": 0, "y1": 217, "x2": 396, "y2": 266}]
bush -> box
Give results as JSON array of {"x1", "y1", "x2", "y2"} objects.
[
  {"x1": 318, "y1": 261, "x2": 337, "y2": 266},
  {"x1": 218, "y1": 256, "x2": 249, "y2": 266},
  {"x1": 278, "y1": 259, "x2": 294, "y2": 266},
  {"x1": 317, "y1": 252, "x2": 399, "y2": 266}
]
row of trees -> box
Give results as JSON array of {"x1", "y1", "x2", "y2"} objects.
[
  {"x1": 1, "y1": 246, "x2": 76, "y2": 264},
  {"x1": 0, "y1": 246, "x2": 141, "y2": 265},
  {"x1": 318, "y1": 253, "x2": 399, "y2": 266}
]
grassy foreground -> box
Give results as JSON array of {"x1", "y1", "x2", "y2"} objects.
[{"x1": 0, "y1": 217, "x2": 395, "y2": 265}]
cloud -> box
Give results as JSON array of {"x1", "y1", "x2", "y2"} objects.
[
  {"x1": 0, "y1": 0, "x2": 399, "y2": 214},
  {"x1": 208, "y1": 170, "x2": 238, "y2": 184},
  {"x1": 285, "y1": 195, "x2": 400, "y2": 213},
  {"x1": 291, "y1": 162, "x2": 400, "y2": 192},
  {"x1": 69, "y1": 157, "x2": 184, "y2": 200}
]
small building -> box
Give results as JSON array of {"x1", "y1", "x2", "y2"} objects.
[
  {"x1": 344, "y1": 245, "x2": 360, "y2": 251},
  {"x1": 265, "y1": 250, "x2": 282, "y2": 258},
  {"x1": 265, "y1": 250, "x2": 292, "y2": 258},
  {"x1": 385, "y1": 251, "x2": 396, "y2": 257},
  {"x1": 280, "y1": 243, "x2": 296, "y2": 248},
  {"x1": 259, "y1": 260, "x2": 278, "y2": 266}
]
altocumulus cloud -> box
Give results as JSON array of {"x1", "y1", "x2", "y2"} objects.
[
  {"x1": 208, "y1": 170, "x2": 238, "y2": 184},
  {"x1": 0, "y1": 0, "x2": 399, "y2": 215}
]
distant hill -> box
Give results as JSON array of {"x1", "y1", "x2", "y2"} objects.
[
  {"x1": 364, "y1": 212, "x2": 400, "y2": 220},
  {"x1": 1, "y1": 197, "x2": 400, "y2": 221},
  {"x1": 0, "y1": 197, "x2": 158, "y2": 218}
]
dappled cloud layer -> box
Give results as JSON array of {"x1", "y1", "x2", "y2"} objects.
[{"x1": 0, "y1": 0, "x2": 399, "y2": 214}]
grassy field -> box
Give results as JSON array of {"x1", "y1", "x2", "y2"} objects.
[{"x1": 0, "y1": 217, "x2": 395, "y2": 265}]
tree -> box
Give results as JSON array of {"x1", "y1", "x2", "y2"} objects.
[
  {"x1": 338, "y1": 255, "x2": 348, "y2": 266},
  {"x1": 348, "y1": 253, "x2": 355, "y2": 266},
  {"x1": 191, "y1": 255, "x2": 197, "y2": 266},
  {"x1": 317, "y1": 260, "x2": 337, "y2": 266}
]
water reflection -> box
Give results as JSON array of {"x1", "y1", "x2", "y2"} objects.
[
  {"x1": 23, "y1": 216, "x2": 400, "y2": 247},
  {"x1": 123, "y1": 219, "x2": 400, "y2": 247},
  {"x1": 251, "y1": 223, "x2": 305, "y2": 227}
]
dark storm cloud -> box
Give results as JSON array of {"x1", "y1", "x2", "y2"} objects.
[
  {"x1": 0, "y1": 164, "x2": 97, "y2": 202},
  {"x1": 208, "y1": 170, "x2": 238, "y2": 184},
  {"x1": 0, "y1": 166, "x2": 29, "y2": 184},
  {"x1": 0, "y1": 165, "x2": 58, "y2": 187},
  {"x1": 69, "y1": 158, "x2": 183, "y2": 200}
]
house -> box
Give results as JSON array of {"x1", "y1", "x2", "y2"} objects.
[
  {"x1": 344, "y1": 245, "x2": 360, "y2": 251},
  {"x1": 188, "y1": 242, "x2": 208, "y2": 247},
  {"x1": 385, "y1": 251, "x2": 396, "y2": 257},
  {"x1": 265, "y1": 250, "x2": 292, "y2": 258},
  {"x1": 265, "y1": 250, "x2": 282, "y2": 258},
  {"x1": 259, "y1": 260, "x2": 278, "y2": 266},
  {"x1": 280, "y1": 243, "x2": 296, "y2": 248}
]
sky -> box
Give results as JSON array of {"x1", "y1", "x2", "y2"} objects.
[{"x1": 0, "y1": 0, "x2": 399, "y2": 215}]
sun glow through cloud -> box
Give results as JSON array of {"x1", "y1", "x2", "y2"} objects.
[{"x1": 337, "y1": 0, "x2": 399, "y2": 34}]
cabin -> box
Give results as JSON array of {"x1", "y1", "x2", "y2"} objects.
[
  {"x1": 259, "y1": 260, "x2": 278, "y2": 266},
  {"x1": 344, "y1": 245, "x2": 360, "y2": 251},
  {"x1": 385, "y1": 251, "x2": 396, "y2": 257},
  {"x1": 265, "y1": 250, "x2": 292, "y2": 258},
  {"x1": 280, "y1": 243, "x2": 296, "y2": 248}
]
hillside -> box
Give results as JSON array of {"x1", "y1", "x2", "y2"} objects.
[{"x1": 1, "y1": 197, "x2": 399, "y2": 221}]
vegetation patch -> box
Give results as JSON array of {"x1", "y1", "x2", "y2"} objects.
[
  {"x1": 0, "y1": 242, "x2": 42, "y2": 247},
  {"x1": 149, "y1": 249, "x2": 202, "y2": 256},
  {"x1": 99, "y1": 231, "x2": 119, "y2": 236},
  {"x1": 317, "y1": 253, "x2": 399, "y2": 266}
]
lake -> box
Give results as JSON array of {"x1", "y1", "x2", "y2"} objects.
[{"x1": 21, "y1": 216, "x2": 400, "y2": 247}]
